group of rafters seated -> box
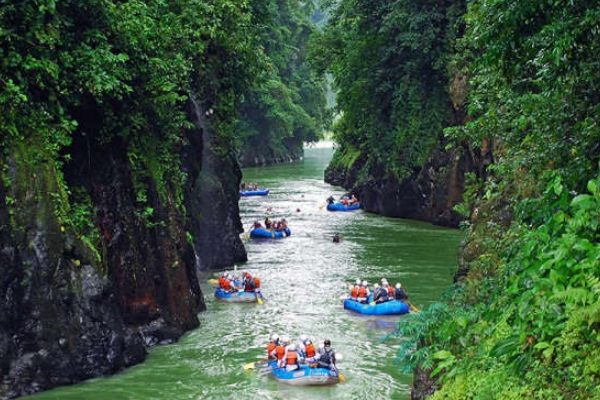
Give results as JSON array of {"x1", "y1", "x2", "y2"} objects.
[
  {"x1": 253, "y1": 217, "x2": 287, "y2": 231},
  {"x1": 240, "y1": 182, "x2": 259, "y2": 191},
  {"x1": 266, "y1": 334, "x2": 337, "y2": 372},
  {"x1": 349, "y1": 278, "x2": 408, "y2": 304},
  {"x1": 218, "y1": 271, "x2": 261, "y2": 293},
  {"x1": 326, "y1": 194, "x2": 359, "y2": 205}
]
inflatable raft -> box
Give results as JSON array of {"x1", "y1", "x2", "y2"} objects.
[
  {"x1": 326, "y1": 202, "x2": 361, "y2": 212},
  {"x1": 343, "y1": 297, "x2": 409, "y2": 315},
  {"x1": 268, "y1": 361, "x2": 340, "y2": 386},
  {"x1": 240, "y1": 189, "x2": 269, "y2": 197},
  {"x1": 214, "y1": 288, "x2": 258, "y2": 303},
  {"x1": 249, "y1": 227, "x2": 291, "y2": 239}
]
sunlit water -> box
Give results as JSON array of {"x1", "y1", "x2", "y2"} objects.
[{"x1": 31, "y1": 147, "x2": 462, "y2": 400}]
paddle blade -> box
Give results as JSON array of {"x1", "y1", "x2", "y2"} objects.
[
  {"x1": 409, "y1": 302, "x2": 420, "y2": 313},
  {"x1": 207, "y1": 278, "x2": 219, "y2": 286},
  {"x1": 242, "y1": 232, "x2": 249, "y2": 240},
  {"x1": 243, "y1": 362, "x2": 256, "y2": 370},
  {"x1": 338, "y1": 372, "x2": 346, "y2": 383},
  {"x1": 256, "y1": 296, "x2": 264, "y2": 305}
]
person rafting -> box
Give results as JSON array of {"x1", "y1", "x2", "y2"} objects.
[
  {"x1": 272, "y1": 336, "x2": 289, "y2": 366},
  {"x1": 298, "y1": 335, "x2": 316, "y2": 359},
  {"x1": 326, "y1": 195, "x2": 335, "y2": 204},
  {"x1": 253, "y1": 221, "x2": 262, "y2": 229},
  {"x1": 394, "y1": 283, "x2": 408, "y2": 301},
  {"x1": 333, "y1": 233, "x2": 341, "y2": 243},
  {"x1": 264, "y1": 217, "x2": 272, "y2": 229},
  {"x1": 282, "y1": 344, "x2": 301, "y2": 371},
  {"x1": 357, "y1": 280, "x2": 369, "y2": 303},
  {"x1": 315, "y1": 339, "x2": 337, "y2": 370},
  {"x1": 382, "y1": 278, "x2": 394, "y2": 297},
  {"x1": 219, "y1": 272, "x2": 236, "y2": 293},
  {"x1": 267, "y1": 334, "x2": 279, "y2": 360},
  {"x1": 349, "y1": 279, "x2": 360, "y2": 299},
  {"x1": 372, "y1": 283, "x2": 389, "y2": 304},
  {"x1": 350, "y1": 194, "x2": 359, "y2": 204}
]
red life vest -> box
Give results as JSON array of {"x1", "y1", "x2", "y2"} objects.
[
  {"x1": 357, "y1": 287, "x2": 367, "y2": 297},
  {"x1": 254, "y1": 277, "x2": 261, "y2": 288},
  {"x1": 305, "y1": 343, "x2": 316, "y2": 358},
  {"x1": 387, "y1": 286, "x2": 394, "y2": 296},
  {"x1": 274, "y1": 345, "x2": 285, "y2": 360},
  {"x1": 218, "y1": 276, "x2": 225, "y2": 288},
  {"x1": 351, "y1": 286, "x2": 359, "y2": 298},
  {"x1": 286, "y1": 350, "x2": 298, "y2": 365}
]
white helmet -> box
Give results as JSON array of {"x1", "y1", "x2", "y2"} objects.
[
  {"x1": 299, "y1": 334, "x2": 308, "y2": 342},
  {"x1": 288, "y1": 344, "x2": 297, "y2": 351},
  {"x1": 224, "y1": 272, "x2": 230, "y2": 278},
  {"x1": 381, "y1": 278, "x2": 388, "y2": 284},
  {"x1": 374, "y1": 283, "x2": 380, "y2": 288},
  {"x1": 270, "y1": 333, "x2": 279, "y2": 342},
  {"x1": 348, "y1": 285, "x2": 354, "y2": 291},
  {"x1": 355, "y1": 278, "x2": 361, "y2": 285},
  {"x1": 281, "y1": 336, "x2": 290, "y2": 345},
  {"x1": 362, "y1": 280, "x2": 368, "y2": 286},
  {"x1": 396, "y1": 283, "x2": 401, "y2": 289}
]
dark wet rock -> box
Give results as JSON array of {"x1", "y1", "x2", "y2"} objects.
[
  {"x1": 182, "y1": 97, "x2": 247, "y2": 271},
  {"x1": 411, "y1": 366, "x2": 440, "y2": 400},
  {"x1": 238, "y1": 137, "x2": 303, "y2": 167}
]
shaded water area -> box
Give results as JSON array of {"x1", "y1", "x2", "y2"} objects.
[{"x1": 30, "y1": 147, "x2": 462, "y2": 400}]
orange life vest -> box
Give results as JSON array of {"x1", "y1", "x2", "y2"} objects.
[
  {"x1": 253, "y1": 277, "x2": 261, "y2": 288},
  {"x1": 222, "y1": 279, "x2": 232, "y2": 291},
  {"x1": 305, "y1": 343, "x2": 316, "y2": 358},
  {"x1": 357, "y1": 287, "x2": 367, "y2": 297},
  {"x1": 387, "y1": 286, "x2": 394, "y2": 296},
  {"x1": 286, "y1": 350, "x2": 298, "y2": 365},
  {"x1": 350, "y1": 286, "x2": 359, "y2": 298},
  {"x1": 267, "y1": 342, "x2": 276, "y2": 357},
  {"x1": 274, "y1": 345, "x2": 285, "y2": 360}
]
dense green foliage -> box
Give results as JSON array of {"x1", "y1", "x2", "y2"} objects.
[
  {"x1": 236, "y1": 1, "x2": 328, "y2": 164},
  {"x1": 392, "y1": 1, "x2": 600, "y2": 398},
  {"x1": 312, "y1": 0, "x2": 465, "y2": 181}
]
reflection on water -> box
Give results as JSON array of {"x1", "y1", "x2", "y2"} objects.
[{"x1": 30, "y1": 147, "x2": 462, "y2": 400}]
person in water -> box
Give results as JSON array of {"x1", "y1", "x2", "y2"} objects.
[
  {"x1": 394, "y1": 283, "x2": 408, "y2": 301},
  {"x1": 315, "y1": 339, "x2": 337, "y2": 370},
  {"x1": 333, "y1": 233, "x2": 341, "y2": 243},
  {"x1": 326, "y1": 195, "x2": 335, "y2": 205}
]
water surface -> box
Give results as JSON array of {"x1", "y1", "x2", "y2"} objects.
[{"x1": 31, "y1": 147, "x2": 462, "y2": 400}]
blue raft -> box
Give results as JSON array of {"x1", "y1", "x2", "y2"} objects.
[
  {"x1": 240, "y1": 189, "x2": 270, "y2": 197},
  {"x1": 343, "y1": 297, "x2": 409, "y2": 315},
  {"x1": 249, "y1": 227, "x2": 291, "y2": 239},
  {"x1": 268, "y1": 361, "x2": 340, "y2": 386},
  {"x1": 326, "y1": 202, "x2": 361, "y2": 212},
  {"x1": 214, "y1": 288, "x2": 257, "y2": 303}
]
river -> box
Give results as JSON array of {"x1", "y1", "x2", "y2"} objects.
[{"x1": 30, "y1": 147, "x2": 462, "y2": 400}]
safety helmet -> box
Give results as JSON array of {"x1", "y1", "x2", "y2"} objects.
[
  {"x1": 288, "y1": 344, "x2": 296, "y2": 351},
  {"x1": 299, "y1": 334, "x2": 308, "y2": 342},
  {"x1": 381, "y1": 278, "x2": 388, "y2": 284},
  {"x1": 324, "y1": 339, "x2": 331, "y2": 347},
  {"x1": 270, "y1": 333, "x2": 279, "y2": 342},
  {"x1": 281, "y1": 336, "x2": 290, "y2": 345},
  {"x1": 224, "y1": 272, "x2": 230, "y2": 278},
  {"x1": 362, "y1": 280, "x2": 368, "y2": 286},
  {"x1": 374, "y1": 283, "x2": 380, "y2": 288},
  {"x1": 348, "y1": 285, "x2": 354, "y2": 291},
  {"x1": 396, "y1": 283, "x2": 401, "y2": 289},
  {"x1": 355, "y1": 278, "x2": 361, "y2": 285}
]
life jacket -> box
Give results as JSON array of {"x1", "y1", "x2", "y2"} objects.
[
  {"x1": 387, "y1": 286, "x2": 394, "y2": 296},
  {"x1": 218, "y1": 276, "x2": 225, "y2": 288},
  {"x1": 267, "y1": 342, "x2": 276, "y2": 357},
  {"x1": 274, "y1": 345, "x2": 285, "y2": 360},
  {"x1": 357, "y1": 286, "x2": 367, "y2": 297},
  {"x1": 253, "y1": 277, "x2": 261, "y2": 288},
  {"x1": 305, "y1": 342, "x2": 316, "y2": 358},
  {"x1": 286, "y1": 350, "x2": 298, "y2": 365},
  {"x1": 351, "y1": 286, "x2": 359, "y2": 298},
  {"x1": 222, "y1": 279, "x2": 232, "y2": 291},
  {"x1": 244, "y1": 278, "x2": 255, "y2": 292},
  {"x1": 317, "y1": 349, "x2": 333, "y2": 368}
]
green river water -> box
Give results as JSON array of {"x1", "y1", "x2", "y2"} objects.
[{"x1": 31, "y1": 147, "x2": 462, "y2": 400}]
